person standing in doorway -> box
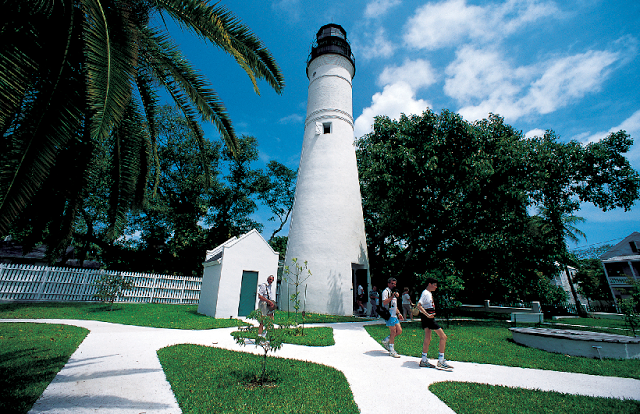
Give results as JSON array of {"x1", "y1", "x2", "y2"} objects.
[
  {"x1": 381, "y1": 277, "x2": 403, "y2": 357},
  {"x1": 356, "y1": 284, "x2": 366, "y2": 316},
  {"x1": 257, "y1": 275, "x2": 275, "y2": 337},
  {"x1": 417, "y1": 277, "x2": 453, "y2": 370},
  {"x1": 369, "y1": 285, "x2": 379, "y2": 317}
]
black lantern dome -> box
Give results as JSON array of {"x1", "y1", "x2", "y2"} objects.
[{"x1": 307, "y1": 23, "x2": 355, "y2": 76}]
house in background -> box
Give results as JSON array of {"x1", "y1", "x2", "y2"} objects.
[
  {"x1": 198, "y1": 229, "x2": 279, "y2": 319},
  {"x1": 552, "y1": 264, "x2": 588, "y2": 308},
  {"x1": 600, "y1": 231, "x2": 640, "y2": 302}
]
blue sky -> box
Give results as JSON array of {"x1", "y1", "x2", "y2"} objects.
[{"x1": 160, "y1": 0, "x2": 639, "y2": 252}]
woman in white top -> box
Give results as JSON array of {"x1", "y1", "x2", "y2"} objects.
[{"x1": 401, "y1": 287, "x2": 414, "y2": 321}]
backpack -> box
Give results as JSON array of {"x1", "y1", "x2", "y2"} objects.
[
  {"x1": 377, "y1": 305, "x2": 391, "y2": 320},
  {"x1": 377, "y1": 288, "x2": 393, "y2": 320}
]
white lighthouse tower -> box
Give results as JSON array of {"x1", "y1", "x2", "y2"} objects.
[{"x1": 284, "y1": 24, "x2": 369, "y2": 316}]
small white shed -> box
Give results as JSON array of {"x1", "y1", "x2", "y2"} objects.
[{"x1": 197, "y1": 229, "x2": 279, "y2": 319}]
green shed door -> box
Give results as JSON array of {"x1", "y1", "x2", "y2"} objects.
[{"x1": 238, "y1": 271, "x2": 259, "y2": 317}]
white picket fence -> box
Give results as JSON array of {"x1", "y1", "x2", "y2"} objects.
[{"x1": 0, "y1": 263, "x2": 201, "y2": 304}]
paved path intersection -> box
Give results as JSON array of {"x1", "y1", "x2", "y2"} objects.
[{"x1": 2, "y1": 319, "x2": 639, "y2": 413}]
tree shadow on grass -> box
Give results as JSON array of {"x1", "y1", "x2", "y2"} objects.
[{"x1": 0, "y1": 349, "x2": 72, "y2": 414}]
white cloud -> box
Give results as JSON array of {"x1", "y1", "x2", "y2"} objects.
[
  {"x1": 446, "y1": 46, "x2": 622, "y2": 122},
  {"x1": 403, "y1": 0, "x2": 559, "y2": 50},
  {"x1": 524, "y1": 128, "x2": 545, "y2": 138},
  {"x1": 378, "y1": 58, "x2": 438, "y2": 90},
  {"x1": 444, "y1": 46, "x2": 528, "y2": 103},
  {"x1": 364, "y1": 0, "x2": 402, "y2": 19},
  {"x1": 279, "y1": 113, "x2": 304, "y2": 124},
  {"x1": 354, "y1": 82, "x2": 431, "y2": 137},
  {"x1": 271, "y1": 0, "x2": 302, "y2": 21},
  {"x1": 354, "y1": 26, "x2": 396, "y2": 60},
  {"x1": 525, "y1": 50, "x2": 619, "y2": 115}
]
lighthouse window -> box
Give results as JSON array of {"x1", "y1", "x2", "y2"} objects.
[{"x1": 323, "y1": 122, "x2": 332, "y2": 134}]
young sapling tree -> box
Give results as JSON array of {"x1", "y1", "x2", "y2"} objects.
[
  {"x1": 233, "y1": 309, "x2": 290, "y2": 385},
  {"x1": 92, "y1": 273, "x2": 134, "y2": 310}
]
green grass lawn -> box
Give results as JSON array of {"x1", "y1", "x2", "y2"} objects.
[
  {"x1": 157, "y1": 345, "x2": 359, "y2": 414},
  {"x1": 429, "y1": 381, "x2": 640, "y2": 414},
  {"x1": 0, "y1": 302, "x2": 244, "y2": 329},
  {"x1": 274, "y1": 311, "x2": 369, "y2": 324},
  {"x1": 2, "y1": 303, "x2": 639, "y2": 414},
  {"x1": 0, "y1": 323, "x2": 88, "y2": 414},
  {"x1": 365, "y1": 320, "x2": 640, "y2": 379},
  {"x1": 0, "y1": 302, "x2": 365, "y2": 329},
  {"x1": 231, "y1": 326, "x2": 335, "y2": 346}
]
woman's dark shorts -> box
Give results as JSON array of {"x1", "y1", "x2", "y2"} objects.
[{"x1": 420, "y1": 311, "x2": 441, "y2": 330}]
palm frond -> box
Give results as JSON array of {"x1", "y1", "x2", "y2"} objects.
[
  {"x1": 82, "y1": 0, "x2": 136, "y2": 143},
  {"x1": 154, "y1": 0, "x2": 284, "y2": 94},
  {"x1": 140, "y1": 25, "x2": 238, "y2": 154},
  {"x1": 135, "y1": 69, "x2": 161, "y2": 195},
  {"x1": 107, "y1": 101, "x2": 150, "y2": 239},
  {"x1": 0, "y1": 61, "x2": 86, "y2": 235}
]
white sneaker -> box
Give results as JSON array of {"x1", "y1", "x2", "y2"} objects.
[
  {"x1": 389, "y1": 350, "x2": 400, "y2": 358},
  {"x1": 381, "y1": 338, "x2": 390, "y2": 350}
]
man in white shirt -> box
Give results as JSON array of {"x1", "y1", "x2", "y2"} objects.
[
  {"x1": 381, "y1": 277, "x2": 403, "y2": 357},
  {"x1": 416, "y1": 277, "x2": 453, "y2": 370},
  {"x1": 257, "y1": 275, "x2": 275, "y2": 336},
  {"x1": 356, "y1": 284, "x2": 366, "y2": 315}
]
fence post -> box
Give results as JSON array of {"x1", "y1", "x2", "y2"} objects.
[
  {"x1": 150, "y1": 273, "x2": 157, "y2": 303},
  {"x1": 34, "y1": 266, "x2": 51, "y2": 301},
  {"x1": 180, "y1": 277, "x2": 186, "y2": 304}
]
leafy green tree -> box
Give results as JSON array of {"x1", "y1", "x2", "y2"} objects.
[
  {"x1": 356, "y1": 110, "x2": 640, "y2": 305},
  {"x1": 0, "y1": 0, "x2": 284, "y2": 247},
  {"x1": 525, "y1": 130, "x2": 639, "y2": 315},
  {"x1": 268, "y1": 236, "x2": 288, "y2": 257},
  {"x1": 122, "y1": 108, "x2": 267, "y2": 275},
  {"x1": 358, "y1": 111, "x2": 546, "y2": 302},
  {"x1": 257, "y1": 161, "x2": 297, "y2": 240}
]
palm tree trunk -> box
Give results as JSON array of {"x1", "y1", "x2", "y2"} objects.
[{"x1": 565, "y1": 264, "x2": 588, "y2": 317}]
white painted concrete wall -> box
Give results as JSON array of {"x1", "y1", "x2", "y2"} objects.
[
  {"x1": 198, "y1": 229, "x2": 279, "y2": 318},
  {"x1": 284, "y1": 52, "x2": 369, "y2": 316}
]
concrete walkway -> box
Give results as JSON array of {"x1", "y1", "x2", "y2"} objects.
[{"x1": 2, "y1": 319, "x2": 639, "y2": 413}]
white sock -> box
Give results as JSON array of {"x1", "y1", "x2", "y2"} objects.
[
  {"x1": 439, "y1": 352, "x2": 445, "y2": 361},
  {"x1": 389, "y1": 344, "x2": 395, "y2": 351},
  {"x1": 421, "y1": 352, "x2": 428, "y2": 362}
]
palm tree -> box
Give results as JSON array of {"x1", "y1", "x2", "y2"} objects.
[
  {"x1": 532, "y1": 206, "x2": 588, "y2": 316},
  {"x1": 0, "y1": 0, "x2": 284, "y2": 254}
]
